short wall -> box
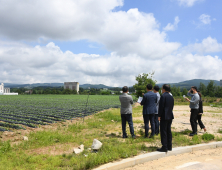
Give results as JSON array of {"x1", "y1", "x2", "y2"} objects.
[{"x1": 3, "y1": 93, "x2": 18, "y2": 95}]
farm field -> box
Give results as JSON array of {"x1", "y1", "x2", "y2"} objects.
[
  {"x1": 0, "y1": 95, "x2": 120, "y2": 131},
  {"x1": 0, "y1": 95, "x2": 222, "y2": 170}
]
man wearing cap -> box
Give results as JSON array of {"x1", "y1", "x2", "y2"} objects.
[{"x1": 185, "y1": 86, "x2": 200, "y2": 136}]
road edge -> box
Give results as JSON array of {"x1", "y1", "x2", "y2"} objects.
[{"x1": 93, "y1": 141, "x2": 222, "y2": 170}]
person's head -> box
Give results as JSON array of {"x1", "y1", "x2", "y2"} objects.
[
  {"x1": 122, "y1": 86, "x2": 129, "y2": 93},
  {"x1": 162, "y1": 84, "x2": 170, "y2": 93},
  {"x1": 191, "y1": 86, "x2": 198, "y2": 94},
  {"x1": 197, "y1": 90, "x2": 202, "y2": 98},
  {"x1": 153, "y1": 85, "x2": 160, "y2": 93},
  {"x1": 146, "y1": 84, "x2": 153, "y2": 91}
]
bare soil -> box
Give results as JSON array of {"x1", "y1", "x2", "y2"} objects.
[{"x1": 124, "y1": 147, "x2": 222, "y2": 170}]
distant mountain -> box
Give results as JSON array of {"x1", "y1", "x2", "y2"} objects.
[
  {"x1": 79, "y1": 84, "x2": 116, "y2": 89},
  {"x1": 3, "y1": 79, "x2": 221, "y2": 89},
  {"x1": 3, "y1": 83, "x2": 118, "y2": 89},
  {"x1": 157, "y1": 79, "x2": 221, "y2": 89},
  {"x1": 4, "y1": 83, "x2": 64, "y2": 88}
]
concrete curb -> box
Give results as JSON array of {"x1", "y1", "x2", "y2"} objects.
[{"x1": 93, "y1": 141, "x2": 222, "y2": 170}]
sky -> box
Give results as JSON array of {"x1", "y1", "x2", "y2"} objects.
[{"x1": 0, "y1": 0, "x2": 222, "y2": 87}]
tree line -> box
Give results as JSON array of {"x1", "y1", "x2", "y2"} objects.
[
  {"x1": 133, "y1": 73, "x2": 222, "y2": 98},
  {"x1": 10, "y1": 86, "x2": 135, "y2": 95}
]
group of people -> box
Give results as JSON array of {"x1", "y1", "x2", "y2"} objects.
[{"x1": 119, "y1": 84, "x2": 206, "y2": 152}]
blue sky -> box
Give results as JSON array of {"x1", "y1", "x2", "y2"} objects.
[
  {"x1": 0, "y1": 0, "x2": 222, "y2": 86},
  {"x1": 23, "y1": 0, "x2": 222, "y2": 56}
]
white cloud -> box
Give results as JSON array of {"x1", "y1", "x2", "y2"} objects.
[
  {"x1": 163, "y1": 16, "x2": 180, "y2": 31},
  {"x1": 176, "y1": 0, "x2": 204, "y2": 7},
  {"x1": 0, "y1": 1, "x2": 221, "y2": 86},
  {"x1": 199, "y1": 14, "x2": 211, "y2": 25},
  {"x1": 183, "y1": 37, "x2": 222, "y2": 54},
  {"x1": 0, "y1": 40, "x2": 222, "y2": 86},
  {"x1": 0, "y1": 0, "x2": 180, "y2": 58}
]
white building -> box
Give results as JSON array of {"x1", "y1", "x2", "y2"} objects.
[
  {"x1": 0, "y1": 83, "x2": 4, "y2": 94},
  {"x1": 0, "y1": 83, "x2": 18, "y2": 95},
  {"x1": 64, "y1": 82, "x2": 79, "y2": 93}
]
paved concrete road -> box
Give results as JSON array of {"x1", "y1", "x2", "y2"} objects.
[{"x1": 124, "y1": 147, "x2": 222, "y2": 170}]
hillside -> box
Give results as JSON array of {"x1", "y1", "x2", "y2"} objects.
[
  {"x1": 3, "y1": 79, "x2": 221, "y2": 89},
  {"x1": 169, "y1": 79, "x2": 220, "y2": 89},
  {"x1": 4, "y1": 83, "x2": 116, "y2": 89}
]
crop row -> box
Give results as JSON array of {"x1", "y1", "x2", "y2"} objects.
[{"x1": 0, "y1": 95, "x2": 120, "y2": 131}]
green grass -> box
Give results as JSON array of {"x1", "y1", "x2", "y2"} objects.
[
  {"x1": 218, "y1": 128, "x2": 222, "y2": 134},
  {"x1": 202, "y1": 133, "x2": 215, "y2": 142}
]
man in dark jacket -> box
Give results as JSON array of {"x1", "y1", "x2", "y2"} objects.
[
  {"x1": 157, "y1": 84, "x2": 174, "y2": 152},
  {"x1": 140, "y1": 84, "x2": 157, "y2": 138}
]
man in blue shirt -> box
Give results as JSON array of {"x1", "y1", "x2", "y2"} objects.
[{"x1": 141, "y1": 84, "x2": 157, "y2": 138}]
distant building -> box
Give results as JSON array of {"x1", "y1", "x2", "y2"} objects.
[
  {"x1": 103, "y1": 88, "x2": 108, "y2": 91},
  {"x1": 220, "y1": 80, "x2": 222, "y2": 86},
  {"x1": 0, "y1": 83, "x2": 18, "y2": 95},
  {"x1": 4, "y1": 88, "x2": 10, "y2": 93},
  {"x1": 25, "y1": 90, "x2": 33, "y2": 94},
  {"x1": 0, "y1": 83, "x2": 3, "y2": 94},
  {"x1": 64, "y1": 82, "x2": 79, "y2": 93}
]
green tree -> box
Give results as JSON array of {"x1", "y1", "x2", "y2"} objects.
[
  {"x1": 32, "y1": 90, "x2": 37, "y2": 94},
  {"x1": 199, "y1": 82, "x2": 206, "y2": 96},
  {"x1": 182, "y1": 88, "x2": 188, "y2": 96},
  {"x1": 214, "y1": 86, "x2": 222, "y2": 98},
  {"x1": 72, "y1": 89, "x2": 77, "y2": 94},
  {"x1": 206, "y1": 80, "x2": 215, "y2": 97},
  {"x1": 133, "y1": 72, "x2": 156, "y2": 98},
  {"x1": 63, "y1": 89, "x2": 72, "y2": 94},
  {"x1": 170, "y1": 86, "x2": 181, "y2": 96}
]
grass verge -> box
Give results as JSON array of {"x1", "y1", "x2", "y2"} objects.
[{"x1": 0, "y1": 106, "x2": 221, "y2": 170}]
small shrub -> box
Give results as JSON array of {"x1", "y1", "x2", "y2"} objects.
[
  {"x1": 202, "y1": 133, "x2": 215, "y2": 141},
  {"x1": 218, "y1": 129, "x2": 222, "y2": 134},
  {"x1": 180, "y1": 129, "x2": 192, "y2": 135},
  {"x1": 190, "y1": 135, "x2": 201, "y2": 145}
]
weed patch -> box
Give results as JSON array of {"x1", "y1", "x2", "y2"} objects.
[{"x1": 202, "y1": 133, "x2": 215, "y2": 142}]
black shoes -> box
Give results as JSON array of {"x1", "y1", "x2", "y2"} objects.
[
  {"x1": 122, "y1": 136, "x2": 128, "y2": 138},
  {"x1": 189, "y1": 133, "x2": 197, "y2": 136},
  {"x1": 157, "y1": 148, "x2": 168, "y2": 152}
]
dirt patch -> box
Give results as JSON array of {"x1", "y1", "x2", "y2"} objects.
[{"x1": 27, "y1": 143, "x2": 76, "y2": 156}]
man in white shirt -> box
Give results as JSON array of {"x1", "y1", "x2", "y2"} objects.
[{"x1": 154, "y1": 85, "x2": 160, "y2": 135}]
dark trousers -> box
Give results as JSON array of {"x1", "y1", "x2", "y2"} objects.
[
  {"x1": 160, "y1": 119, "x2": 172, "y2": 150},
  {"x1": 190, "y1": 109, "x2": 199, "y2": 133},
  {"x1": 154, "y1": 114, "x2": 159, "y2": 134},
  {"x1": 143, "y1": 114, "x2": 155, "y2": 137},
  {"x1": 197, "y1": 114, "x2": 205, "y2": 129},
  {"x1": 121, "y1": 114, "x2": 135, "y2": 137}
]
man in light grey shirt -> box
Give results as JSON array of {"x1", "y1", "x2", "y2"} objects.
[
  {"x1": 154, "y1": 85, "x2": 160, "y2": 135},
  {"x1": 119, "y1": 86, "x2": 135, "y2": 138},
  {"x1": 185, "y1": 86, "x2": 200, "y2": 136}
]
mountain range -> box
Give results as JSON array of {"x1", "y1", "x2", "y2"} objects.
[{"x1": 3, "y1": 79, "x2": 221, "y2": 89}]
